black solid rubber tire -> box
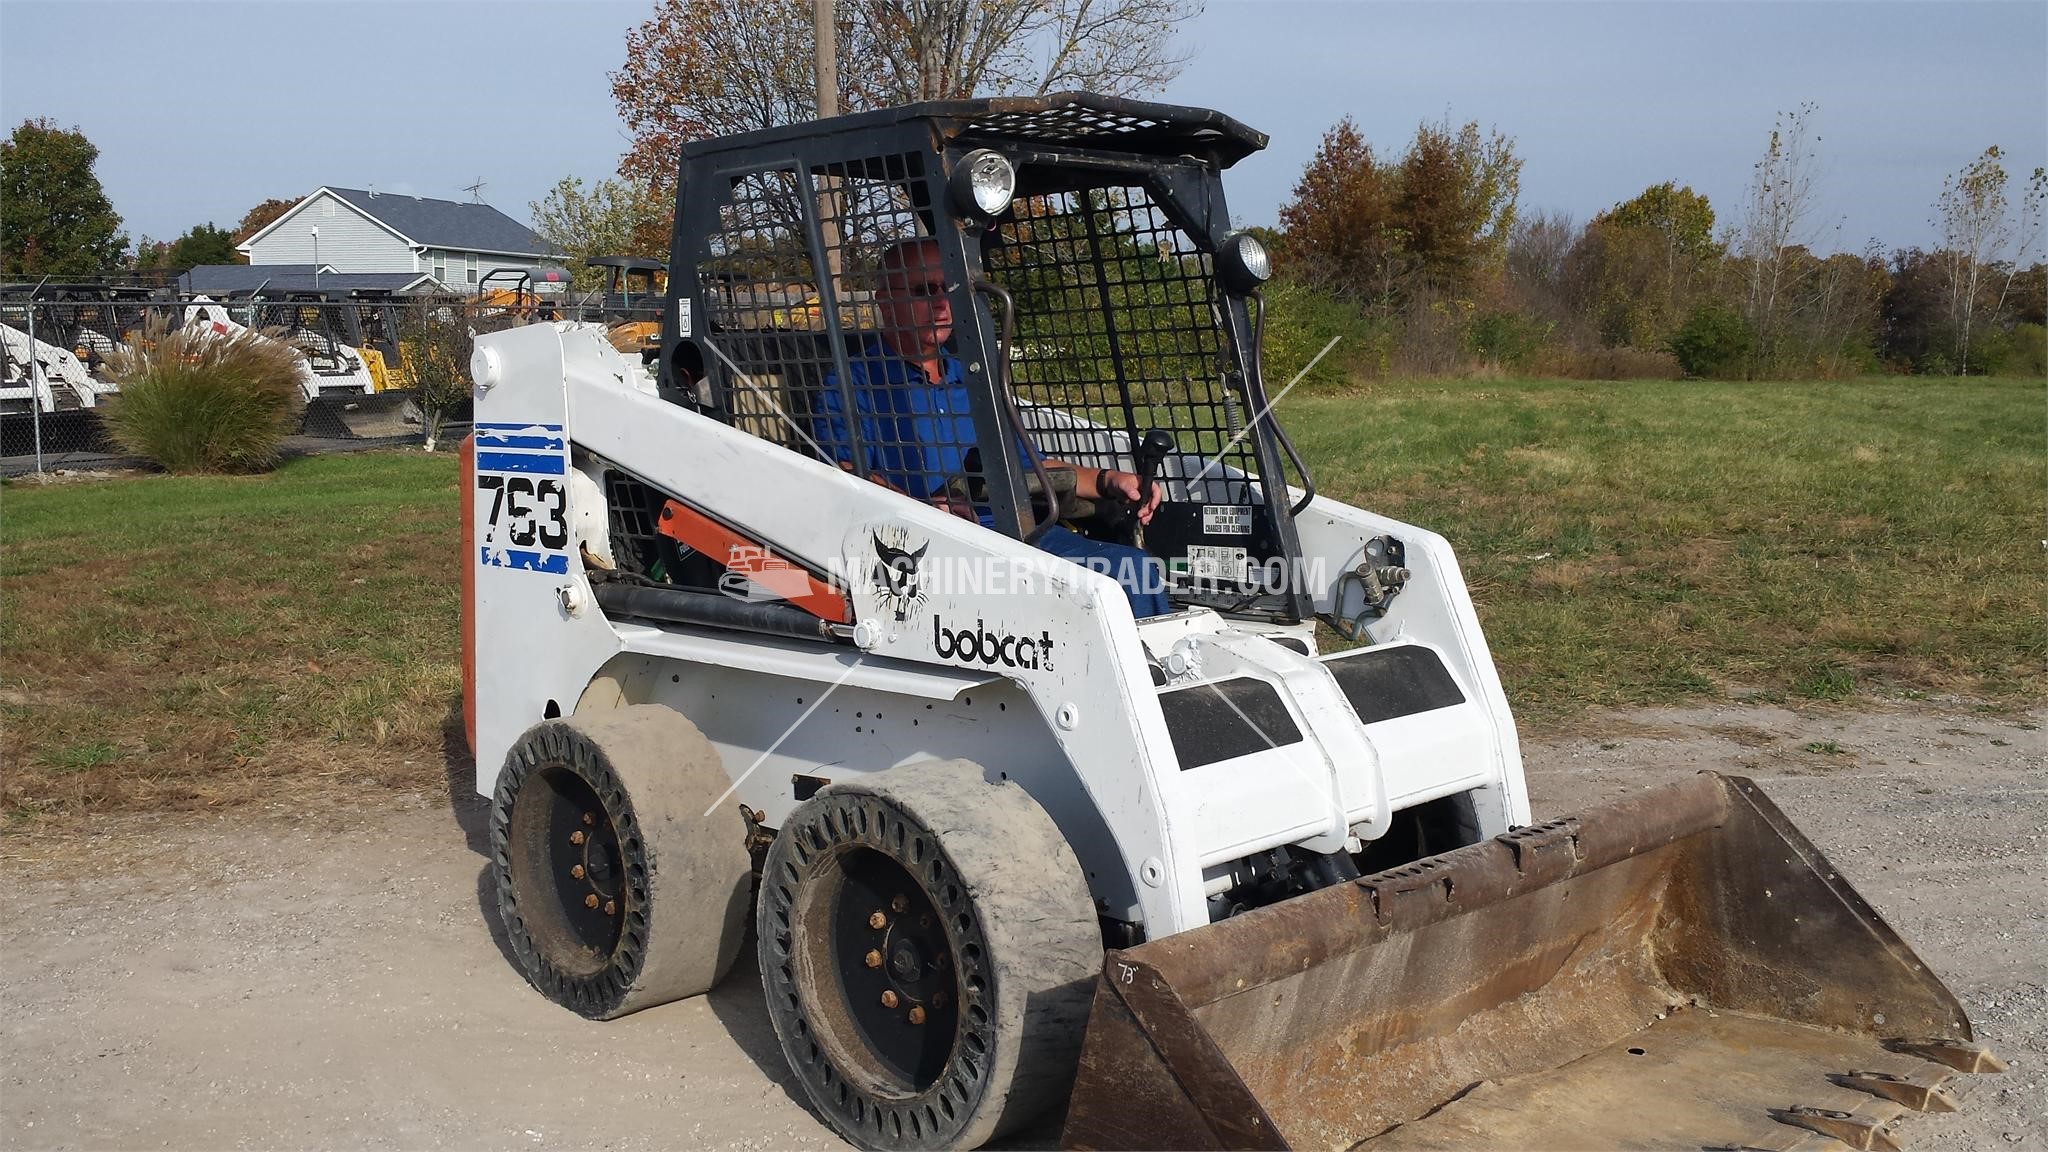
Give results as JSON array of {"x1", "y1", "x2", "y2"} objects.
[
  {"x1": 758, "y1": 760, "x2": 1102, "y2": 1151},
  {"x1": 491, "y1": 705, "x2": 751, "y2": 1020}
]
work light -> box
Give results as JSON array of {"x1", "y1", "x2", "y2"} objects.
[
  {"x1": 951, "y1": 150, "x2": 1017, "y2": 218},
  {"x1": 1218, "y1": 231, "x2": 1271, "y2": 292}
]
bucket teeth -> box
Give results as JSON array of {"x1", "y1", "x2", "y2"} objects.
[
  {"x1": 1831, "y1": 1069, "x2": 1963, "y2": 1112},
  {"x1": 1882, "y1": 1037, "x2": 2008, "y2": 1074},
  {"x1": 1768, "y1": 1105, "x2": 1906, "y2": 1152}
]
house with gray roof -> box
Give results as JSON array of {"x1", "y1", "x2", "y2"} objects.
[{"x1": 236, "y1": 187, "x2": 563, "y2": 293}]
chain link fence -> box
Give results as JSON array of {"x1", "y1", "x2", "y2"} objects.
[{"x1": 0, "y1": 290, "x2": 660, "y2": 475}]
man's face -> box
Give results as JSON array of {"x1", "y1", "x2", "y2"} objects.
[{"x1": 876, "y1": 240, "x2": 951, "y2": 360}]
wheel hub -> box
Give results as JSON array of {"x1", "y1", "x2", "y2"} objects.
[{"x1": 830, "y1": 848, "x2": 961, "y2": 1089}]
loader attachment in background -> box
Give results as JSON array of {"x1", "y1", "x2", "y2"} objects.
[{"x1": 1063, "y1": 773, "x2": 2001, "y2": 1151}]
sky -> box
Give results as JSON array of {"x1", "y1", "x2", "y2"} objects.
[{"x1": 2, "y1": 1, "x2": 2043, "y2": 255}]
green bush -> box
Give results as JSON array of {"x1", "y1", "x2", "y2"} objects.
[
  {"x1": 1464, "y1": 308, "x2": 1548, "y2": 369},
  {"x1": 1255, "y1": 277, "x2": 1385, "y2": 388},
  {"x1": 103, "y1": 317, "x2": 307, "y2": 473},
  {"x1": 1667, "y1": 303, "x2": 1754, "y2": 379},
  {"x1": 1974, "y1": 322, "x2": 2048, "y2": 378}
]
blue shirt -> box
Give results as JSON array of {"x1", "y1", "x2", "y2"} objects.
[{"x1": 814, "y1": 340, "x2": 1036, "y2": 527}]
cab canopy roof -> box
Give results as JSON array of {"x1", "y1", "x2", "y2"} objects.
[{"x1": 680, "y1": 92, "x2": 1268, "y2": 169}]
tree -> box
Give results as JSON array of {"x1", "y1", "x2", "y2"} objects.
[
  {"x1": 1933, "y1": 147, "x2": 2048, "y2": 374},
  {"x1": 1276, "y1": 117, "x2": 1397, "y2": 302},
  {"x1": 231, "y1": 197, "x2": 301, "y2": 248},
  {"x1": 611, "y1": 0, "x2": 1199, "y2": 190},
  {"x1": 1392, "y1": 118, "x2": 1521, "y2": 296},
  {"x1": 1, "y1": 118, "x2": 128, "y2": 277},
  {"x1": 397, "y1": 301, "x2": 474, "y2": 453},
  {"x1": 529, "y1": 176, "x2": 669, "y2": 289},
  {"x1": 168, "y1": 223, "x2": 238, "y2": 268},
  {"x1": 1735, "y1": 103, "x2": 1827, "y2": 374},
  {"x1": 1601, "y1": 181, "x2": 1721, "y2": 264}
]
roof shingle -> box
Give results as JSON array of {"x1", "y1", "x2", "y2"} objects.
[{"x1": 326, "y1": 188, "x2": 557, "y2": 256}]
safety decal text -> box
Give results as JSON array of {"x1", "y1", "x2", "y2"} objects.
[{"x1": 1202, "y1": 504, "x2": 1253, "y2": 536}]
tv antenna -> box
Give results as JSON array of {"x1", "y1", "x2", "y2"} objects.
[{"x1": 462, "y1": 178, "x2": 488, "y2": 203}]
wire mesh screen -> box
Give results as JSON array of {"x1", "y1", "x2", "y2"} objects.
[
  {"x1": 695, "y1": 157, "x2": 1005, "y2": 524},
  {"x1": 986, "y1": 186, "x2": 1262, "y2": 503}
]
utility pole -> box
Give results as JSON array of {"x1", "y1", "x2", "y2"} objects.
[
  {"x1": 814, "y1": 0, "x2": 843, "y2": 288},
  {"x1": 814, "y1": 0, "x2": 837, "y2": 120}
]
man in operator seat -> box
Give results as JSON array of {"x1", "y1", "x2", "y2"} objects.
[{"x1": 815, "y1": 236, "x2": 1169, "y2": 618}]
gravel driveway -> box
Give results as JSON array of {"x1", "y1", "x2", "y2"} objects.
[{"x1": 3, "y1": 700, "x2": 2040, "y2": 1151}]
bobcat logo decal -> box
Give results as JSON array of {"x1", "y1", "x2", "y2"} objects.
[{"x1": 870, "y1": 527, "x2": 929, "y2": 621}]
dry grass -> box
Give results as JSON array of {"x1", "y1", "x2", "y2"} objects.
[{"x1": 2, "y1": 452, "x2": 461, "y2": 818}]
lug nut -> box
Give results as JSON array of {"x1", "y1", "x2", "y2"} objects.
[
  {"x1": 584, "y1": 894, "x2": 600, "y2": 909},
  {"x1": 864, "y1": 949, "x2": 883, "y2": 969},
  {"x1": 604, "y1": 900, "x2": 616, "y2": 916},
  {"x1": 880, "y1": 990, "x2": 899, "y2": 1009},
  {"x1": 908, "y1": 1006, "x2": 926, "y2": 1025},
  {"x1": 868, "y1": 911, "x2": 887, "y2": 930},
  {"x1": 919, "y1": 913, "x2": 932, "y2": 928},
  {"x1": 890, "y1": 894, "x2": 909, "y2": 914},
  {"x1": 583, "y1": 812, "x2": 595, "y2": 826},
  {"x1": 571, "y1": 864, "x2": 585, "y2": 879},
  {"x1": 570, "y1": 830, "x2": 586, "y2": 846},
  {"x1": 933, "y1": 991, "x2": 948, "y2": 1008}
]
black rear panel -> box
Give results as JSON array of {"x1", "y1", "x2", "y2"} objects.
[
  {"x1": 1324, "y1": 644, "x2": 1465, "y2": 724},
  {"x1": 1158, "y1": 677, "x2": 1303, "y2": 769}
]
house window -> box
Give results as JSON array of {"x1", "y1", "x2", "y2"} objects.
[
  {"x1": 433, "y1": 252, "x2": 447, "y2": 283},
  {"x1": 466, "y1": 253, "x2": 479, "y2": 284}
]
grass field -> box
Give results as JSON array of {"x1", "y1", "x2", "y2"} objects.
[
  {"x1": 2, "y1": 454, "x2": 462, "y2": 814},
  {"x1": 3, "y1": 375, "x2": 2041, "y2": 816},
  {"x1": 1287, "y1": 374, "x2": 2044, "y2": 712}
]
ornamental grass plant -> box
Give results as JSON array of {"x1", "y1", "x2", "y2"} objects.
[{"x1": 103, "y1": 316, "x2": 307, "y2": 473}]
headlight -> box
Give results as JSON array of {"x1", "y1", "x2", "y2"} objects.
[
  {"x1": 950, "y1": 149, "x2": 1016, "y2": 219},
  {"x1": 1217, "y1": 231, "x2": 1271, "y2": 293}
]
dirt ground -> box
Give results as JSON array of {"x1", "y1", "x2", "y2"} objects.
[{"x1": 2, "y1": 699, "x2": 2041, "y2": 1151}]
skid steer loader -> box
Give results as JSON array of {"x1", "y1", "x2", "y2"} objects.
[{"x1": 463, "y1": 93, "x2": 1999, "y2": 1151}]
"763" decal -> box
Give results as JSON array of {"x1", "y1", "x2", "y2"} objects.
[{"x1": 474, "y1": 423, "x2": 571, "y2": 574}]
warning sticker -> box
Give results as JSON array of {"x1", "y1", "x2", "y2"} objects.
[
  {"x1": 677, "y1": 297, "x2": 693, "y2": 337},
  {"x1": 1186, "y1": 545, "x2": 1249, "y2": 582},
  {"x1": 1202, "y1": 504, "x2": 1253, "y2": 536}
]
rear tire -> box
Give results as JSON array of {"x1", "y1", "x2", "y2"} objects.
[
  {"x1": 758, "y1": 760, "x2": 1101, "y2": 1151},
  {"x1": 491, "y1": 705, "x2": 750, "y2": 1019}
]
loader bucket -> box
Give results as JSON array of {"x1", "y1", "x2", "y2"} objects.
[{"x1": 1063, "y1": 773, "x2": 2001, "y2": 1151}]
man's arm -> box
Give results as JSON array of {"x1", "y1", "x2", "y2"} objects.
[{"x1": 1049, "y1": 457, "x2": 1163, "y2": 525}]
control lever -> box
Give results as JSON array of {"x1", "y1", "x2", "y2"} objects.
[{"x1": 1120, "y1": 428, "x2": 1176, "y2": 546}]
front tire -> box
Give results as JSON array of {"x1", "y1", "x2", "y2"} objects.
[
  {"x1": 491, "y1": 705, "x2": 750, "y2": 1019},
  {"x1": 759, "y1": 760, "x2": 1101, "y2": 1150}
]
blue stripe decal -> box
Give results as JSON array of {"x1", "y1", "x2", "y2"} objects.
[
  {"x1": 483, "y1": 547, "x2": 569, "y2": 574},
  {"x1": 475, "y1": 451, "x2": 565, "y2": 474},
  {"x1": 475, "y1": 421, "x2": 563, "y2": 431},
  {"x1": 476, "y1": 432, "x2": 564, "y2": 450}
]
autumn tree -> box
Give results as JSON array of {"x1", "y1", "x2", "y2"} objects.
[
  {"x1": 611, "y1": 0, "x2": 1199, "y2": 189},
  {"x1": 1933, "y1": 146, "x2": 2048, "y2": 374},
  {"x1": 530, "y1": 176, "x2": 670, "y2": 289},
  {"x1": 1393, "y1": 118, "x2": 1521, "y2": 296},
  {"x1": 1, "y1": 118, "x2": 128, "y2": 277},
  {"x1": 1276, "y1": 118, "x2": 1397, "y2": 302},
  {"x1": 1505, "y1": 209, "x2": 1577, "y2": 324},
  {"x1": 231, "y1": 197, "x2": 302, "y2": 248},
  {"x1": 1568, "y1": 182, "x2": 1721, "y2": 347}
]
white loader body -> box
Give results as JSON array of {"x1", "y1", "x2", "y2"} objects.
[{"x1": 469, "y1": 322, "x2": 1527, "y2": 938}]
